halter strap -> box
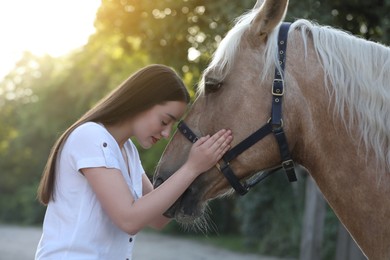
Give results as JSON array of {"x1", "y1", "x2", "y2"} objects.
[
  {"x1": 271, "y1": 22, "x2": 297, "y2": 182},
  {"x1": 177, "y1": 121, "x2": 199, "y2": 143},
  {"x1": 271, "y1": 22, "x2": 289, "y2": 126}
]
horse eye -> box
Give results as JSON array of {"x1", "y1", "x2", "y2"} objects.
[{"x1": 205, "y1": 81, "x2": 223, "y2": 93}]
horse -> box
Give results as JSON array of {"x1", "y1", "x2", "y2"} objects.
[{"x1": 153, "y1": 0, "x2": 390, "y2": 258}]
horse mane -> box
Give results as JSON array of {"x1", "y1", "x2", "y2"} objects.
[
  {"x1": 200, "y1": 9, "x2": 390, "y2": 172},
  {"x1": 290, "y1": 20, "x2": 390, "y2": 172}
]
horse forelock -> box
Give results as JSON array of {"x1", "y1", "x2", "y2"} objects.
[
  {"x1": 291, "y1": 19, "x2": 390, "y2": 172},
  {"x1": 197, "y1": 11, "x2": 254, "y2": 97},
  {"x1": 197, "y1": 9, "x2": 280, "y2": 96}
]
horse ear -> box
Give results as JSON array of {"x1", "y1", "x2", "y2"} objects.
[{"x1": 250, "y1": 0, "x2": 289, "y2": 41}]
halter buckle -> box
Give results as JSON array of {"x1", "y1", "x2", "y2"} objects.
[
  {"x1": 282, "y1": 159, "x2": 294, "y2": 171},
  {"x1": 215, "y1": 162, "x2": 222, "y2": 171},
  {"x1": 272, "y1": 79, "x2": 284, "y2": 96}
]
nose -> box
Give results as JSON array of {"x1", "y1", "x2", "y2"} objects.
[{"x1": 161, "y1": 127, "x2": 171, "y2": 139}]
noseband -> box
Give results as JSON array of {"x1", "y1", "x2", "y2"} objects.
[{"x1": 178, "y1": 23, "x2": 297, "y2": 195}]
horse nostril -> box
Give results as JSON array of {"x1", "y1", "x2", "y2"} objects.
[{"x1": 153, "y1": 177, "x2": 165, "y2": 189}]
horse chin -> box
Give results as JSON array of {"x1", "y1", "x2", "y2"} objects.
[
  {"x1": 174, "y1": 202, "x2": 205, "y2": 223},
  {"x1": 164, "y1": 200, "x2": 205, "y2": 224},
  {"x1": 174, "y1": 210, "x2": 202, "y2": 225},
  {"x1": 174, "y1": 202, "x2": 213, "y2": 233},
  {"x1": 163, "y1": 193, "x2": 209, "y2": 230}
]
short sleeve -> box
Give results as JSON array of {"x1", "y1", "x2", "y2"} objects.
[
  {"x1": 126, "y1": 140, "x2": 145, "y2": 198},
  {"x1": 64, "y1": 122, "x2": 121, "y2": 172}
]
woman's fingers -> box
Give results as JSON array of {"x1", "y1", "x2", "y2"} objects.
[
  {"x1": 218, "y1": 135, "x2": 233, "y2": 158},
  {"x1": 212, "y1": 130, "x2": 232, "y2": 151},
  {"x1": 186, "y1": 129, "x2": 233, "y2": 174},
  {"x1": 194, "y1": 135, "x2": 210, "y2": 146},
  {"x1": 204, "y1": 130, "x2": 233, "y2": 161},
  {"x1": 203, "y1": 129, "x2": 231, "y2": 148}
]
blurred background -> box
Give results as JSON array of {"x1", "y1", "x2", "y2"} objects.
[{"x1": 0, "y1": 0, "x2": 388, "y2": 259}]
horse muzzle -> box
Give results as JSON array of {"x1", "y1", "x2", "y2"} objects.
[{"x1": 153, "y1": 174, "x2": 205, "y2": 223}]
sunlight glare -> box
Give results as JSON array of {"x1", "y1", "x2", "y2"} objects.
[{"x1": 0, "y1": 0, "x2": 101, "y2": 79}]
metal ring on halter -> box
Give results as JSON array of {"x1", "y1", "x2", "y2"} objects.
[{"x1": 267, "y1": 117, "x2": 284, "y2": 128}]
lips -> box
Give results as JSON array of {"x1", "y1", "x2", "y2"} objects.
[{"x1": 151, "y1": 136, "x2": 159, "y2": 144}]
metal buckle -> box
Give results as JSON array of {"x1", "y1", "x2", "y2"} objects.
[
  {"x1": 215, "y1": 162, "x2": 222, "y2": 172},
  {"x1": 272, "y1": 79, "x2": 284, "y2": 96},
  {"x1": 282, "y1": 159, "x2": 294, "y2": 170},
  {"x1": 216, "y1": 161, "x2": 230, "y2": 172}
]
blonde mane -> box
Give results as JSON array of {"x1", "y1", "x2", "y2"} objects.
[
  {"x1": 290, "y1": 20, "x2": 390, "y2": 171},
  {"x1": 200, "y1": 10, "x2": 390, "y2": 172}
]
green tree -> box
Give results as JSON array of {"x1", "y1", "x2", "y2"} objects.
[{"x1": 94, "y1": 0, "x2": 258, "y2": 89}]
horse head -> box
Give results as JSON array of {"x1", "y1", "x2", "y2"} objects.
[{"x1": 153, "y1": 0, "x2": 304, "y2": 224}]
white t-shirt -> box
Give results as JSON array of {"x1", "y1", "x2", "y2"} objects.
[{"x1": 35, "y1": 122, "x2": 144, "y2": 260}]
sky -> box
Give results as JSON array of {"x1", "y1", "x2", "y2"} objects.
[{"x1": 0, "y1": 0, "x2": 101, "y2": 80}]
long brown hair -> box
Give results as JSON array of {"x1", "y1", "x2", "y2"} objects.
[{"x1": 37, "y1": 64, "x2": 190, "y2": 205}]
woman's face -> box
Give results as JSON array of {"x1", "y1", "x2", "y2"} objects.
[{"x1": 132, "y1": 101, "x2": 187, "y2": 149}]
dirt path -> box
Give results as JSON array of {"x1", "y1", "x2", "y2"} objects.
[{"x1": 0, "y1": 224, "x2": 288, "y2": 260}]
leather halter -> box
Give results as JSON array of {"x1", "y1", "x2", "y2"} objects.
[{"x1": 178, "y1": 23, "x2": 297, "y2": 195}]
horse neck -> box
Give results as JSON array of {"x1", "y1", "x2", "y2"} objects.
[{"x1": 286, "y1": 30, "x2": 390, "y2": 259}]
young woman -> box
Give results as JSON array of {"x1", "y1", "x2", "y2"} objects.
[{"x1": 35, "y1": 64, "x2": 233, "y2": 259}]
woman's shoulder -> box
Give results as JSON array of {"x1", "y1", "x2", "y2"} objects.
[
  {"x1": 73, "y1": 122, "x2": 105, "y2": 134},
  {"x1": 76, "y1": 121, "x2": 104, "y2": 131},
  {"x1": 68, "y1": 122, "x2": 110, "y2": 143}
]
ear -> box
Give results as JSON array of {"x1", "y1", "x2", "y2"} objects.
[{"x1": 250, "y1": 0, "x2": 289, "y2": 41}]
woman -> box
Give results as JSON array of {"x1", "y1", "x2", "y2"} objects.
[{"x1": 35, "y1": 64, "x2": 233, "y2": 259}]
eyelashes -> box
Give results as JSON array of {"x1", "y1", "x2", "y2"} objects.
[{"x1": 204, "y1": 79, "x2": 223, "y2": 93}]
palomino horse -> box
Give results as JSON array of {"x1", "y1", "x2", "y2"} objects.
[{"x1": 154, "y1": 0, "x2": 390, "y2": 258}]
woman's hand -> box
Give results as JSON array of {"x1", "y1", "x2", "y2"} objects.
[{"x1": 184, "y1": 129, "x2": 233, "y2": 175}]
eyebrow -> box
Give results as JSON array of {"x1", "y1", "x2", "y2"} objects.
[{"x1": 166, "y1": 113, "x2": 178, "y2": 121}]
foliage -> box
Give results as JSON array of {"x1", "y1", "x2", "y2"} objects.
[
  {"x1": 0, "y1": 0, "x2": 388, "y2": 258},
  {"x1": 94, "y1": 0, "x2": 258, "y2": 89},
  {"x1": 235, "y1": 171, "x2": 305, "y2": 257},
  {"x1": 287, "y1": 0, "x2": 389, "y2": 44}
]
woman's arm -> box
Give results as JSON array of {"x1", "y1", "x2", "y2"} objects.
[
  {"x1": 82, "y1": 129, "x2": 232, "y2": 235},
  {"x1": 141, "y1": 173, "x2": 171, "y2": 229}
]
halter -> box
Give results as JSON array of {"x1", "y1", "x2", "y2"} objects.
[{"x1": 178, "y1": 23, "x2": 297, "y2": 195}]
